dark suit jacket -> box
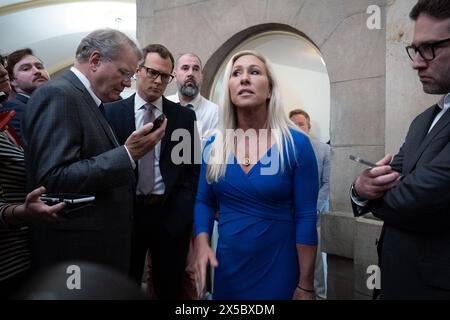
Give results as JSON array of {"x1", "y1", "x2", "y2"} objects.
[
  {"x1": 105, "y1": 94, "x2": 200, "y2": 238},
  {"x1": 22, "y1": 70, "x2": 136, "y2": 273},
  {"x1": 352, "y1": 103, "x2": 450, "y2": 299},
  {"x1": 1, "y1": 93, "x2": 28, "y2": 140}
]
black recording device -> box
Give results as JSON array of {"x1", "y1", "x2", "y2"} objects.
[
  {"x1": 40, "y1": 194, "x2": 95, "y2": 204},
  {"x1": 149, "y1": 114, "x2": 166, "y2": 133}
]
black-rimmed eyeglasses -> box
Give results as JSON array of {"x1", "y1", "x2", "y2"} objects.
[
  {"x1": 139, "y1": 65, "x2": 174, "y2": 84},
  {"x1": 406, "y1": 37, "x2": 450, "y2": 61}
]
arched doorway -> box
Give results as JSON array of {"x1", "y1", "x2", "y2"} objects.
[{"x1": 203, "y1": 24, "x2": 330, "y2": 143}]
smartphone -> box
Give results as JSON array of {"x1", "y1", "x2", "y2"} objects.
[
  {"x1": 41, "y1": 194, "x2": 95, "y2": 204},
  {"x1": 349, "y1": 155, "x2": 378, "y2": 168},
  {"x1": 149, "y1": 114, "x2": 166, "y2": 133}
]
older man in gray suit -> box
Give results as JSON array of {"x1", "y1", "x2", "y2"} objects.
[
  {"x1": 22, "y1": 29, "x2": 166, "y2": 275},
  {"x1": 290, "y1": 109, "x2": 330, "y2": 299}
]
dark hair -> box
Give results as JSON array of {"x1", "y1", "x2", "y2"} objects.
[
  {"x1": 289, "y1": 108, "x2": 310, "y2": 123},
  {"x1": 289, "y1": 108, "x2": 311, "y2": 129},
  {"x1": 410, "y1": 0, "x2": 450, "y2": 20},
  {"x1": 6, "y1": 48, "x2": 34, "y2": 79},
  {"x1": 76, "y1": 29, "x2": 142, "y2": 63},
  {"x1": 141, "y1": 44, "x2": 174, "y2": 72}
]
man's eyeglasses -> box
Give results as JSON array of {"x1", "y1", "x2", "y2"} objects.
[
  {"x1": 117, "y1": 67, "x2": 135, "y2": 82},
  {"x1": 406, "y1": 37, "x2": 450, "y2": 61},
  {"x1": 140, "y1": 65, "x2": 174, "y2": 84},
  {"x1": 102, "y1": 58, "x2": 134, "y2": 81}
]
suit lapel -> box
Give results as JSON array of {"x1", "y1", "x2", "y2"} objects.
[
  {"x1": 63, "y1": 71, "x2": 120, "y2": 147},
  {"x1": 405, "y1": 104, "x2": 450, "y2": 173},
  {"x1": 123, "y1": 94, "x2": 137, "y2": 135},
  {"x1": 160, "y1": 97, "x2": 172, "y2": 156}
]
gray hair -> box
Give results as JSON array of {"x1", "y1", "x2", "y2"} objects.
[{"x1": 75, "y1": 29, "x2": 142, "y2": 62}]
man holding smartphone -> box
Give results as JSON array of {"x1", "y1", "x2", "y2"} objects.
[
  {"x1": 351, "y1": 0, "x2": 450, "y2": 299},
  {"x1": 22, "y1": 29, "x2": 166, "y2": 276},
  {"x1": 105, "y1": 44, "x2": 200, "y2": 299}
]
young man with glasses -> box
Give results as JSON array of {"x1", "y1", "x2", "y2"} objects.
[
  {"x1": 105, "y1": 44, "x2": 200, "y2": 300},
  {"x1": 351, "y1": 0, "x2": 450, "y2": 299}
]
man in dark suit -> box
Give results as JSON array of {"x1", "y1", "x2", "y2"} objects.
[
  {"x1": 351, "y1": 0, "x2": 450, "y2": 299},
  {"x1": 1, "y1": 48, "x2": 50, "y2": 139},
  {"x1": 22, "y1": 29, "x2": 166, "y2": 276},
  {"x1": 105, "y1": 44, "x2": 200, "y2": 299}
]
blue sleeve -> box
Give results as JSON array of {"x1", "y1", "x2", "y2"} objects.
[
  {"x1": 194, "y1": 139, "x2": 218, "y2": 237},
  {"x1": 293, "y1": 134, "x2": 319, "y2": 245}
]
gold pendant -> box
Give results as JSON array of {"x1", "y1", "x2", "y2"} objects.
[{"x1": 243, "y1": 157, "x2": 251, "y2": 166}]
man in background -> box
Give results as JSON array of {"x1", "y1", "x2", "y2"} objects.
[
  {"x1": 167, "y1": 52, "x2": 218, "y2": 143},
  {"x1": 1, "y1": 48, "x2": 50, "y2": 139},
  {"x1": 290, "y1": 108, "x2": 330, "y2": 299},
  {"x1": 167, "y1": 52, "x2": 219, "y2": 298}
]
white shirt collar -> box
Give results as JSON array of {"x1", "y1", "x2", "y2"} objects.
[
  {"x1": 437, "y1": 92, "x2": 450, "y2": 111},
  {"x1": 70, "y1": 66, "x2": 102, "y2": 107}
]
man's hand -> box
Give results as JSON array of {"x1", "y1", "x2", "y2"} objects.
[
  {"x1": 354, "y1": 154, "x2": 401, "y2": 200},
  {"x1": 125, "y1": 118, "x2": 167, "y2": 161}
]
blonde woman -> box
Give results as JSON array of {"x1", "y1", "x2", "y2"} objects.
[{"x1": 193, "y1": 51, "x2": 318, "y2": 300}]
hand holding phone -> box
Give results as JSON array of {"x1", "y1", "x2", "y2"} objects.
[
  {"x1": 350, "y1": 154, "x2": 402, "y2": 174},
  {"x1": 349, "y1": 155, "x2": 378, "y2": 168}
]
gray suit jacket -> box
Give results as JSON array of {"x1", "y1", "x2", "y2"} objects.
[
  {"x1": 22, "y1": 70, "x2": 136, "y2": 273},
  {"x1": 311, "y1": 139, "x2": 330, "y2": 214}
]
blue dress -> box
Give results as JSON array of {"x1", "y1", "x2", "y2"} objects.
[{"x1": 194, "y1": 129, "x2": 318, "y2": 300}]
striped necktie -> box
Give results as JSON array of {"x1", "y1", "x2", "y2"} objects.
[{"x1": 136, "y1": 104, "x2": 156, "y2": 195}]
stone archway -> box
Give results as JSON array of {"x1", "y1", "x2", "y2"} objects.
[
  {"x1": 201, "y1": 24, "x2": 330, "y2": 143},
  {"x1": 200, "y1": 23, "x2": 318, "y2": 96}
]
